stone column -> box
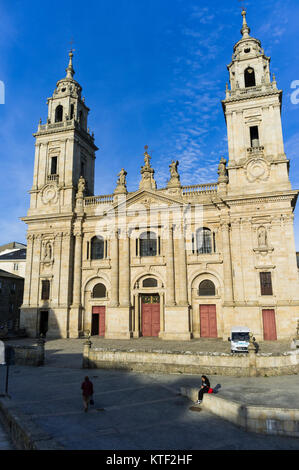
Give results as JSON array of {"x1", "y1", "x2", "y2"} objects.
[
  {"x1": 166, "y1": 225, "x2": 175, "y2": 306},
  {"x1": 221, "y1": 222, "x2": 234, "y2": 303},
  {"x1": 82, "y1": 339, "x2": 92, "y2": 369},
  {"x1": 119, "y1": 230, "x2": 130, "y2": 307},
  {"x1": 69, "y1": 231, "x2": 83, "y2": 338},
  {"x1": 110, "y1": 230, "x2": 119, "y2": 307},
  {"x1": 133, "y1": 293, "x2": 140, "y2": 338},
  {"x1": 176, "y1": 225, "x2": 188, "y2": 306},
  {"x1": 72, "y1": 232, "x2": 83, "y2": 307}
]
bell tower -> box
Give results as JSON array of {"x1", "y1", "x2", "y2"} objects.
[
  {"x1": 29, "y1": 50, "x2": 98, "y2": 216},
  {"x1": 222, "y1": 9, "x2": 291, "y2": 195}
]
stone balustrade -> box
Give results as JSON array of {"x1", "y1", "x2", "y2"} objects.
[
  {"x1": 84, "y1": 194, "x2": 114, "y2": 206},
  {"x1": 182, "y1": 183, "x2": 218, "y2": 196}
]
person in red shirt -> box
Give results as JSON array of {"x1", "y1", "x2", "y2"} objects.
[{"x1": 81, "y1": 376, "x2": 94, "y2": 412}]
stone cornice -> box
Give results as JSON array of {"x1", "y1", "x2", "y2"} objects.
[{"x1": 223, "y1": 190, "x2": 299, "y2": 207}]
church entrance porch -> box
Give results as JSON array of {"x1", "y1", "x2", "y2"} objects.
[
  {"x1": 91, "y1": 306, "x2": 105, "y2": 336},
  {"x1": 141, "y1": 294, "x2": 160, "y2": 337}
]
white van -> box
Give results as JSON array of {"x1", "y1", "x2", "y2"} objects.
[{"x1": 228, "y1": 326, "x2": 251, "y2": 353}]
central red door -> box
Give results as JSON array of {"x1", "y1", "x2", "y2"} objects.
[
  {"x1": 141, "y1": 295, "x2": 160, "y2": 337},
  {"x1": 200, "y1": 305, "x2": 217, "y2": 338},
  {"x1": 92, "y1": 306, "x2": 105, "y2": 336}
]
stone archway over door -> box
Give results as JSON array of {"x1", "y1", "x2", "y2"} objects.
[
  {"x1": 92, "y1": 306, "x2": 105, "y2": 336},
  {"x1": 200, "y1": 305, "x2": 217, "y2": 338},
  {"x1": 262, "y1": 309, "x2": 277, "y2": 340},
  {"x1": 141, "y1": 294, "x2": 160, "y2": 337}
]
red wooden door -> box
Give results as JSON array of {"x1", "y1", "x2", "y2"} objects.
[
  {"x1": 262, "y1": 309, "x2": 277, "y2": 341},
  {"x1": 200, "y1": 305, "x2": 217, "y2": 338},
  {"x1": 141, "y1": 295, "x2": 160, "y2": 337},
  {"x1": 92, "y1": 306, "x2": 105, "y2": 336}
]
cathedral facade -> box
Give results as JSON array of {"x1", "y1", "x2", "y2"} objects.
[{"x1": 20, "y1": 10, "x2": 299, "y2": 341}]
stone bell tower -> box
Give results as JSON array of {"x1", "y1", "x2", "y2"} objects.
[
  {"x1": 28, "y1": 49, "x2": 98, "y2": 216},
  {"x1": 222, "y1": 9, "x2": 291, "y2": 196},
  {"x1": 21, "y1": 51, "x2": 98, "y2": 339}
]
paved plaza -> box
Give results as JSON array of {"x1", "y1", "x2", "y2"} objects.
[
  {"x1": 0, "y1": 420, "x2": 14, "y2": 450},
  {"x1": 0, "y1": 338, "x2": 299, "y2": 450}
]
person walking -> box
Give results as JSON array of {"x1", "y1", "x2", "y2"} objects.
[
  {"x1": 81, "y1": 376, "x2": 94, "y2": 412},
  {"x1": 195, "y1": 375, "x2": 210, "y2": 404}
]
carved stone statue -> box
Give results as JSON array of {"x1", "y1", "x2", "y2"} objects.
[
  {"x1": 114, "y1": 168, "x2": 128, "y2": 195},
  {"x1": 117, "y1": 168, "x2": 127, "y2": 186},
  {"x1": 43, "y1": 241, "x2": 53, "y2": 261},
  {"x1": 167, "y1": 160, "x2": 181, "y2": 190},
  {"x1": 258, "y1": 226, "x2": 268, "y2": 248},
  {"x1": 139, "y1": 146, "x2": 157, "y2": 190},
  {"x1": 169, "y1": 160, "x2": 179, "y2": 179},
  {"x1": 77, "y1": 176, "x2": 86, "y2": 196}
]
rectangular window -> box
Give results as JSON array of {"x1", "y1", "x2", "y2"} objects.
[
  {"x1": 80, "y1": 161, "x2": 85, "y2": 177},
  {"x1": 14, "y1": 263, "x2": 18, "y2": 271},
  {"x1": 51, "y1": 156, "x2": 58, "y2": 175},
  {"x1": 260, "y1": 272, "x2": 273, "y2": 296},
  {"x1": 41, "y1": 280, "x2": 50, "y2": 300},
  {"x1": 250, "y1": 126, "x2": 259, "y2": 147}
]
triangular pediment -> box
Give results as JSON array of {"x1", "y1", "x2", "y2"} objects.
[{"x1": 112, "y1": 188, "x2": 184, "y2": 212}]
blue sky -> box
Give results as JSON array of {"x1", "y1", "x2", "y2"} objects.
[{"x1": 0, "y1": 0, "x2": 299, "y2": 249}]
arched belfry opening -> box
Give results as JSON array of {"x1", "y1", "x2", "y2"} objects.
[
  {"x1": 55, "y1": 105, "x2": 63, "y2": 122},
  {"x1": 244, "y1": 67, "x2": 256, "y2": 88}
]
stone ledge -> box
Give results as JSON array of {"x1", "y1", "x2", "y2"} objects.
[
  {"x1": 180, "y1": 387, "x2": 299, "y2": 438},
  {"x1": 0, "y1": 398, "x2": 64, "y2": 450},
  {"x1": 84, "y1": 347, "x2": 299, "y2": 376}
]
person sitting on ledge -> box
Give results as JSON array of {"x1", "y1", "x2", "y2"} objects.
[{"x1": 195, "y1": 375, "x2": 210, "y2": 404}]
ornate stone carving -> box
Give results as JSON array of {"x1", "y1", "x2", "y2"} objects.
[
  {"x1": 139, "y1": 146, "x2": 157, "y2": 190},
  {"x1": 245, "y1": 158, "x2": 270, "y2": 183},
  {"x1": 41, "y1": 183, "x2": 59, "y2": 205}
]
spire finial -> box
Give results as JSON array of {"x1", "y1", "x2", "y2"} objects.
[
  {"x1": 241, "y1": 8, "x2": 251, "y2": 38},
  {"x1": 66, "y1": 46, "x2": 75, "y2": 79}
]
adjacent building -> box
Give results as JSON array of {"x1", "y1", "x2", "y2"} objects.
[
  {"x1": 0, "y1": 269, "x2": 24, "y2": 332},
  {"x1": 20, "y1": 10, "x2": 299, "y2": 341},
  {"x1": 0, "y1": 242, "x2": 27, "y2": 278}
]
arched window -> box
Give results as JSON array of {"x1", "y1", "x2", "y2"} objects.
[
  {"x1": 244, "y1": 67, "x2": 256, "y2": 88},
  {"x1": 143, "y1": 277, "x2": 158, "y2": 288},
  {"x1": 140, "y1": 231, "x2": 157, "y2": 257},
  {"x1": 196, "y1": 228, "x2": 212, "y2": 254},
  {"x1": 70, "y1": 104, "x2": 74, "y2": 119},
  {"x1": 92, "y1": 283, "x2": 106, "y2": 298},
  {"x1": 199, "y1": 280, "x2": 216, "y2": 296},
  {"x1": 91, "y1": 236, "x2": 104, "y2": 260},
  {"x1": 55, "y1": 105, "x2": 63, "y2": 122}
]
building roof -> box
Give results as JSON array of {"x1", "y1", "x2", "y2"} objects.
[
  {"x1": 0, "y1": 248, "x2": 26, "y2": 260},
  {"x1": 0, "y1": 269, "x2": 24, "y2": 280},
  {"x1": 0, "y1": 242, "x2": 26, "y2": 253}
]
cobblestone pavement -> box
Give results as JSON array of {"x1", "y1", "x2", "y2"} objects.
[
  {"x1": 0, "y1": 365, "x2": 299, "y2": 450},
  {"x1": 0, "y1": 420, "x2": 14, "y2": 450}
]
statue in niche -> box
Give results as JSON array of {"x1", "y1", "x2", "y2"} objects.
[
  {"x1": 43, "y1": 241, "x2": 53, "y2": 262},
  {"x1": 258, "y1": 226, "x2": 268, "y2": 248}
]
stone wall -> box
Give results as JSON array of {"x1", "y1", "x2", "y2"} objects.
[
  {"x1": 6, "y1": 339, "x2": 45, "y2": 367},
  {"x1": 82, "y1": 341, "x2": 299, "y2": 377},
  {"x1": 180, "y1": 387, "x2": 299, "y2": 438}
]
